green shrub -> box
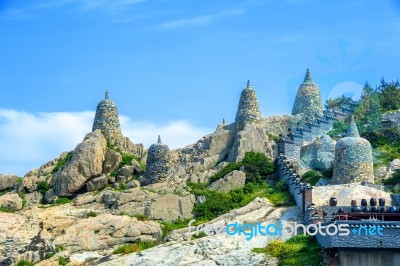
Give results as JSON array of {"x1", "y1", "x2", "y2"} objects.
[
  {"x1": 160, "y1": 218, "x2": 194, "y2": 237},
  {"x1": 37, "y1": 180, "x2": 51, "y2": 195},
  {"x1": 16, "y1": 260, "x2": 34, "y2": 266},
  {"x1": 52, "y1": 152, "x2": 73, "y2": 174},
  {"x1": 88, "y1": 211, "x2": 98, "y2": 217},
  {"x1": 113, "y1": 241, "x2": 155, "y2": 255},
  {"x1": 383, "y1": 171, "x2": 400, "y2": 186},
  {"x1": 192, "y1": 231, "x2": 207, "y2": 239},
  {"x1": 133, "y1": 213, "x2": 149, "y2": 221},
  {"x1": 55, "y1": 245, "x2": 65, "y2": 252},
  {"x1": 58, "y1": 256, "x2": 69, "y2": 266},
  {"x1": 0, "y1": 205, "x2": 14, "y2": 213},
  {"x1": 301, "y1": 170, "x2": 323, "y2": 185},
  {"x1": 253, "y1": 235, "x2": 323, "y2": 266},
  {"x1": 208, "y1": 162, "x2": 242, "y2": 184},
  {"x1": 17, "y1": 192, "x2": 27, "y2": 208},
  {"x1": 54, "y1": 197, "x2": 72, "y2": 205},
  {"x1": 242, "y1": 151, "x2": 275, "y2": 183}
]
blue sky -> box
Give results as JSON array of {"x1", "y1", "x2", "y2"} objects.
[{"x1": 0, "y1": 0, "x2": 399, "y2": 175}]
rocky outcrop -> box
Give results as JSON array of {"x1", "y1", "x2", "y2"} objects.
[
  {"x1": 300, "y1": 135, "x2": 335, "y2": 171},
  {"x1": 381, "y1": 110, "x2": 400, "y2": 129},
  {"x1": 17, "y1": 152, "x2": 69, "y2": 193},
  {"x1": 0, "y1": 193, "x2": 23, "y2": 211},
  {"x1": 149, "y1": 194, "x2": 195, "y2": 221},
  {"x1": 98, "y1": 198, "x2": 301, "y2": 266},
  {"x1": 228, "y1": 123, "x2": 276, "y2": 162},
  {"x1": 51, "y1": 130, "x2": 107, "y2": 196},
  {"x1": 209, "y1": 170, "x2": 246, "y2": 193},
  {"x1": 85, "y1": 175, "x2": 108, "y2": 192},
  {"x1": 0, "y1": 174, "x2": 18, "y2": 191},
  {"x1": 102, "y1": 148, "x2": 122, "y2": 175}
]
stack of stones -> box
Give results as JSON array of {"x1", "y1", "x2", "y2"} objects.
[
  {"x1": 142, "y1": 136, "x2": 171, "y2": 185},
  {"x1": 92, "y1": 91, "x2": 123, "y2": 144},
  {"x1": 332, "y1": 116, "x2": 374, "y2": 184},
  {"x1": 235, "y1": 80, "x2": 262, "y2": 131},
  {"x1": 292, "y1": 69, "x2": 324, "y2": 118}
]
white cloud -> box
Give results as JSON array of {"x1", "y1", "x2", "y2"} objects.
[
  {"x1": 155, "y1": 9, "x2": 245, "y2": 29},
  {"x1": 0, "y1": 109, "x2": 210, "y2": 176}
]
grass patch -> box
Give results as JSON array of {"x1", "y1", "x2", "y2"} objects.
[
  {"x1": 88, "y1": 211, "x2": 98, "y2": 217},
  {"x1": 37, "y1": 180, "x2": 51, "y2": 195},
  {"x1": 253, "y1": 235, "x2": 323, "y2": 266},
  {"x1": 112, "y1": 241, "x2": 155, "y2": 255},
  {"x1": 53, "y1": 197, "x2": 73, "y2": 205},
  {"x1": 301, "y1": 170, "x2": 323, "y2": 186},
  {"x1": 52, "y1": 152, "x2": 73, "y2": 174},
  {"x1": 58, "y1": 256, "x2": 69, "y2": 266},
  {"x1": 16, "y1": 260, "x2": 34, "y2": 266},
  {"x1": 0, "y1": 205, "x2": 14, "y2": 213},
  {"x1": 208, "y1": 162, "x2": 242, "y2": 184},
  {"x1": 17, "y1": 192, "x2": 27, "y2": 208},
  {"x1": 187, "y1": 181, "x2": 293, "y2": 221},
  {"x1": 192, "y1": 231, "x2": 207, "y2": 239},
  {"x1": 133, "y1": 213, "x2": 149, "y2": 221}
]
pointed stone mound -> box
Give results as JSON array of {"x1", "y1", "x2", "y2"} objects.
[
  {"x1": 235, "y1": 80, "x2": 262, "y2": 131},
  {"x1": 332, "y1": 116, "x2": 374, "y2": 184},
  {"x1": 292, "y1": 69, "x2": 324, "y2": 118}
]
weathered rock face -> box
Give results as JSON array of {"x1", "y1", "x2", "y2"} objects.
[
  {"x1": 209, "y1": 170, "x2": 246, "y2": 193},
  {"x1": 381, "y1": 110, "x2": 400, "y2": 129},
  {"x1": 0, "y1": 193, "x2": 23, "y2": 211},
  {"x1": 142, "y1": 136, "x2": 171, "y2": 185},
  {"x1": 292, "y1": 69, "x2": 324, "y2": 118},
  {"x1": 98, "y1": 198, "x2": 300, "y2": 266},
  {"x1": 18, "y1": 153, "x2": 68, "y2": 193},
  {"x1": 228, "y1": 123, "x2": 276, "y2": 162},
  {"x1": 0, "y1": 174, "x2": 18, "y2": 191},
  {"x1": 102, "y1": 148, "x2": 122, "y2": 175},
  {"x1": 300, "y1": 135, "x2": 335, "y2": 171},
  {"x1": 235, "y1": 81, "x2": 262, "y2": 131},
  {"x1": 332, "y1": 117, "x2": 374, "y2": 184},
  {"x1": 85, "y1": 175, "x2": 108, "y2": 192},
  {"x1": 149, "y1": 194, "x2": 195, "y2": 221},
  {"x1": 51, "y1": 130, "x2": 107, "y2": 196}
]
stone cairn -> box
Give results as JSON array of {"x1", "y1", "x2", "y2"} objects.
[
  {"x1": 142, "y1": 136, "x2": 171, "y2": 185},
  {"x1": 331, "y1": 115, "x2": 374, "y2": 184},
  {"x1": 292, "y1": 68, "x2": 324, "y2": 118},
  {"x1": 234, "y1": 80, "x2": 262, "y2": 131},
  {"x1": 92, "y1": 91, "x2": 123, "y2": 144}
]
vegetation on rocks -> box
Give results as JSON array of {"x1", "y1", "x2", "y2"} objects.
[
  {"x1": 113, "y1": 241, "x2": 155, "y2": 255},
  {"x1": 301, "y1": 170, "x2": 323, "y2": 185},
  {"x1": 52, "y1": 152, "x2": 73, "y2": 174},
  {"x1": 253, "y1": 235, "x2": 323, "y2": 266}
]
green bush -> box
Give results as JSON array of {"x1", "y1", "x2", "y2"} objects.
[
  {"x1": 54, "y1": 197, "x2": 73, "y2": 205},
  {"x1": 208, "y1": 162, "x2": 242, "y2": 184},
  {"x1": 52, "y1": 152, "x2": 73, "y2": 174},
  {"x1": 16, "y1": 260, "x2": 34, "y2": 266},
  {"x1": 241, "y1": 151, "x2": 274, "y2": 183},
  {"x1": 0, "y1": 205, "x2": 14, "y2": 213},
  {"x1": 160, "y1": 218, "x2": 195, "y2": 237},
  {"x1": 88, "y1": 211, "x2": 98, "y2": 217},
  {"x1": 301, "y1": 170, "x2": 323, "y2": 185},
  {"x1": 37, "y1": 180, "x2": 51, "y2": 195},
  {"x1": 112, "y1": 241, "x2": 155, "y2": 255},
  {"x1": 383, "y1": 171, "x2": 400, "y2": 186},
  {"x1": 58, "y1": 256, "x2": 69, "y2": 266},
  {"x1": 253, "y1": 235, "x2": 323, "y2": 266}
]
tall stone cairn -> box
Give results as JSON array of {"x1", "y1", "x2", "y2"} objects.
[
  {"x1": 142, "y1": 136, "x2": 171, "y2": 185},
  {"x1": 292, "y1": 69, "x2": 324, "y2": 118},
  {"x1": 92, "y1": 91, "x2": 123, "y2": 144},
  {"x1": 235, "y1": 81, "x2": 262, "y2": 131},
  {"x1": 332, "y1": 116, "x2": 374, "y2": 184}
]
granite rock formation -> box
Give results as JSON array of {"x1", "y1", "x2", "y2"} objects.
[
  {"x1": 331, "y1": 116, "x2": 374, "y2": 184},
  {"x1": 292, "y1": 68, "x2": 324, "y2": 118},
  {"x1": 300, "y1": 135, "x2": 335, "y2": 171}
]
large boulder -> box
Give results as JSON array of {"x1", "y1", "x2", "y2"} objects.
[
  {"x1": 0, "y1": 174, "x2": 18, "y2": 191},
  {"x1": 385, "y1": 159, "x2": 400, "y2": 179},
  {"x1": 149, "y1": 194, "x2": 195, "y2": 221},
  {"x1": 209, "y1": 170, "x2": 246, "y2": 193},
  {"x1": 102, "y1": 148, "x2": 122, "y2": 175},
  {"x1": 52, "y1": 130, "x2": 107, "y2": 196},
  {"x1": 0, "y1": 193, "x2": 23, "y2": 211},
  {"x1": 300, "y1": 135, "x2": 335, "y2": 171},
  {"x1": 228, "y1": 123, "x2": 275, "y2": 162},
  {"x1": 85, "y1": 175, "x2": 108, "y2": 192}
]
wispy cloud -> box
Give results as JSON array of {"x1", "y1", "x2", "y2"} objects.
[
  {"x1": 155, "y1": 9, "x2": 245, "y2": 30},
  {"x1": 0, "y1": 109, "x2": 210, "y2": 176}
]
